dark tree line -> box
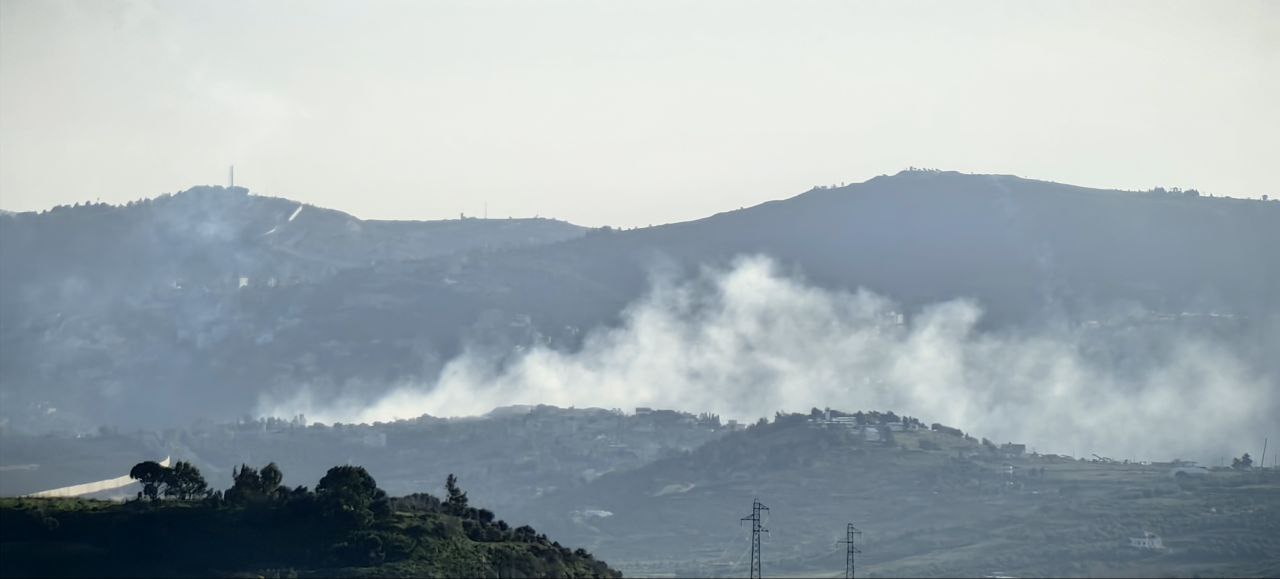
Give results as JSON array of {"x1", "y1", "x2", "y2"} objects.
[
  {"x1": 126, "y1": 460, "x2": 495, "y2": 539},
  {"x1": 128, "y1": 460, "x2": 209, "y2": 501},
  {"x1": 41, "y1": 463, "x2": 619, "y2": 576}
]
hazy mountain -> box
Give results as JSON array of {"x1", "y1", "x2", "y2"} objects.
[
  {"x1": 432, "y1": 169, "x2": 1278, "y2": 326},
  {"x1": 0, "y1": 185, "x2": 585, "y2": 307},
  {"x1": 0, "y1": 187, "x2": 585, "y2": 432},
  {"x1": 1, "y1": 171, "x2": 1276, "y2": 433}
]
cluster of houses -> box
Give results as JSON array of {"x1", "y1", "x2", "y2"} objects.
[
  {"x1": 1128, "y1": 532, "x2": 1165, "y2": 550},
  {"x1": 982, "y1": 438, "x2": 1027, "y2": 458},
  {"x1": 806, "y1": 408, "x2": 921, "y2": 443},
  {"x1": 802, "y1": 408, "x2": 1030, "y2": 456}
]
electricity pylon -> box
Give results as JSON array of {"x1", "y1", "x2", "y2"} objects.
[
  {"x1": 838, "y1": 522, "x2": 862, "y2": 579},
  {"x1": 740, "y1": 498, "x2": 769, "y2": 579}
]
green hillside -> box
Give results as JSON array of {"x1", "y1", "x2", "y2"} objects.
[{"x1": 0, "y1": 463, "x2": 618, "y2": 578}]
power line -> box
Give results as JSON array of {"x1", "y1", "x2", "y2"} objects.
[
  {"x1": 709, "y1": 522, "x2": 752, "y2": 578},
  {"x1": 740, "y1": 498, "x2": 769, "y2": 579},
  {"x1": 722, "y1": 532, "x2": 754, "y2": 579},
  {"x1": 838, "y1": 523, "x2": 862, "y2": 579}
]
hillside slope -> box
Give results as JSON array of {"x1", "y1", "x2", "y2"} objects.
[
  {"x1": 2, "y1": 408, "x2": 1277, "y2": 577},
  {"x1": 0, "y1": 187, "x2": 585, "y2": 432},
  {"x1": 428, "y1": 170, "x2": 1279, "y2": 325},
  {"x1": 520, "y1": 413, "x2": 1280, "y2": 577}
]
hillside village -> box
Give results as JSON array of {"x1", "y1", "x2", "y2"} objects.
[
  {"x1": 2, "y1": 404, "x2": 1033, "y2": 506},
  {"x1": 2, "y1": 402, "x2": 1204, "y2": 505}
]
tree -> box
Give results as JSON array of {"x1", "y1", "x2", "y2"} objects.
[
  {"x1": 260, "y1": 462, "x2": 283, "y2": 496},
  {"x1": 226, "y1": 464, "x2": 263, "y2": 503},
  {"x1": 444, "y1": 474, "x2": 468, "y2": 515},
  {"x1": 1232, "y1": 453, "x2": 1254, "y2": 470},
  {"x1": 513, "y1": 525, "x2": 537, "y2": 542},
  {"x1": 129, "y1": 461, "x2": 168, "y2": 501},
  {"x1": 317, "y1": 465, "x2": 388, "y2": 527},
  {"x1": 163, "y1": 461, "x2": 209, "y2": 500},
  {"x1": 226, "y1": 462, "x2": 293, "y2": 503}
]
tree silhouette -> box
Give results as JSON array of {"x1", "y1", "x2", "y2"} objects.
[
  {"x1": 261, "y1": 462, "x2": 283, "y2": 496},
  {"x1": 444, "y1": 473, "x2": 468, "y2": 515},
  {"x1": 163, "y1": 461, "x2": 209, "y2": 500},
  {"x1": 227, "y1": 464, "x2": 266, "y2": 503},
  {"x1": 317, "y1": 465, "x2": 388, "y2": 527},
  {"x1": 129, "y1": 461, "x2": 167, "y2": 501}
]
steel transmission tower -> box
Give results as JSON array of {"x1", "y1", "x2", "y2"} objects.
[
  {"x1": 740, "y1": 499, "x2": 769, "y2": 579},
  {"x1": 839, "y1": 523, "x2": 862, "y2": 579}
]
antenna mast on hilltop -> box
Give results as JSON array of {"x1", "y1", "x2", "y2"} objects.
[
  {"x1": 740, "y1": 499, "x2": 769, "y2": 579},
  {"x1": 229, "y1": 165, "x2": 235, "y2": 188},
  {"x1": 839, "y1": 522, "x2": 862, "y2": 579}
]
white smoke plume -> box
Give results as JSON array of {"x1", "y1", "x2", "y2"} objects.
[{"x1": 260, "y1": 256, "x2": 1274, "y2": 463}]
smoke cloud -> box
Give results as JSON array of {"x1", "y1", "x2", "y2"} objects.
[{"x1": 260, "y1": 256, "x2": 1275, "y2": 463}]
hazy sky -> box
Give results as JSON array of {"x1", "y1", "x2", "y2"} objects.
[{"x1": 2, "y1": 0, "x2": 1276, "y2": 227}]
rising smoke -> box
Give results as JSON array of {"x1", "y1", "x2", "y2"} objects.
[{"x1": 260, "y1": 256, "x2": 1275, "y2": 463}]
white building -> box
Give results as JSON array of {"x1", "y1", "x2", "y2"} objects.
[{"x1": 1129, "y1": 532, "x2": 1164, "y2": 550}]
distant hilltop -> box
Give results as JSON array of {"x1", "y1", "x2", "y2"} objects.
[{"x1": 1, "y1": 184, "x2": 587, "y2": 292}]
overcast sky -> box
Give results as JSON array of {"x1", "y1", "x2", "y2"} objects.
[{"x1": 1, "y1": 0, "x2": 1276, "y2": 227}]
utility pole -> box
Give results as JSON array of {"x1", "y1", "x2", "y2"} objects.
[
  {"x1": 740, "y1": 499, "x2": 769, "y2": 579},
  {"x1": 229, "y1": 165, "x2": 235, "y2": 188},
  {"x1": 839, "y1": 523, "x2": 862, "y2": 579}
]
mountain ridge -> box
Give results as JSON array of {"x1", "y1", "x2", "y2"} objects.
[{"x1": 1, "y1": 170, "x2": 1276, "y2": 433}]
